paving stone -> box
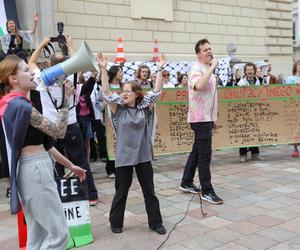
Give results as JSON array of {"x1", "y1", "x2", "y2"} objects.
[
  {"x1": 235, "y1": 234, "x2": 278, "y2": 250},
  {"x1": 217, "y1": 211, "x2": 252, "y2": 222},
  {"x1": 236, "y1": 206, "x2": 269, "y2": 216},
  {"x1": 226, "y1": 221, "x2": 265, "y2": 235},
  {"x1": 198, "y1": 216, "x2": 232, "y2": 229},
  {"x1": 267, "y1": 209, "x2": 300, "y2": 221},
  {"x1": 256, "y1": 227, "x2": 298, "y2": 242},
  {"x1": 214, "y1": 242, "x2": 250, "y2": 250},
  {"x1": 181, "y1": 234, "x2": 223, "y2": 250},
  {"x1": 204, "y1": 227, "x2": 242, "y2": 243},
  {"x1": 247, "y1": 215, "x2": 283, "y2": 227},
  {"x1": 271, "y1": 186, "x2": 298, "y2": 193},
  {"x1": 277, "y1": 219, "x2": 300, "y2": 233}
]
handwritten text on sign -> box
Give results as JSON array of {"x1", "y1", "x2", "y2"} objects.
[{"x1": 106, "y1": 85, "x2": 300, "y2": 159}]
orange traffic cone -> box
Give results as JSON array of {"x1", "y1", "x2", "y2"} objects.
[
  {"x1": 152, "y1": 39, "x2": 159, "y2": 62},
  {"x1": 115, "y1": 37, "x2": 126, "y2": 64}
]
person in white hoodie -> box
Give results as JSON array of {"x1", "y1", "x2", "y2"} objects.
[
  {"x1": 237, "y1": 62, "x2": 264, "y2": 162},
  {"x1": 237, "y1": 62, "x2": 260, "y2": 86}
]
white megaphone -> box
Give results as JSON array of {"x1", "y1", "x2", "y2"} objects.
[{"x1": 41, "y1": 41, "x2": 98, "y2": 86}]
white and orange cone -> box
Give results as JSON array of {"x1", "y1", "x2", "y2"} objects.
[
  {"x1": 115, "y1": 37, "x2": 126, "y2": 64},
  {"x1": 152, "y1": 38, "x2": 159, "y2": 62}
]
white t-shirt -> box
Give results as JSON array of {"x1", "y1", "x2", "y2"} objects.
[
  {"x1": 40, "y1": 85, "x2": 77, "y2": 125},
  {"x1": 34, "y1": 68, "x2": 77, "y2": 125},
  {"x1": 91, "y1": 84, "x2": 104, "y2": 121}
]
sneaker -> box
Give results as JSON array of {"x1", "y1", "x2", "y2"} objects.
[
  {"x1": 201, "y1": 192, "x2": 223, "y2": 205},
  {"x1": 292, "y1": 150, "x2": 299, "y2": 158},
  {"x1": 179, "y1": 184, "x2": 200, "y2": 194},
  {"x1": 108, "y1": 173, "x2": 115, "y2": 179},
  {"x1": 99, "y1": 157, "x2": 107, "y2": 162},
  {"x1": 251, "y1": 154, "x2": 265, "y2": 161},
  {"x1": 6, "y1": 187, "x2": 10, "y2": 198},
  {"x1": 239, "y1": 155, "x2": 247, "y2": 162},
  {"x1": 89, "y1": 200, "x2": 98, "y2": 206},
  {"x1": 150, "y1": 224, "x2": 166, "y2": 235},
  {"x1": 110, "y1": 225, "x2": 122, "y2": 234}
]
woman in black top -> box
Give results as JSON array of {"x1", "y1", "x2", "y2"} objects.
[{"x1": 0, "y1": 55, "x2": 86, "y2": 249}]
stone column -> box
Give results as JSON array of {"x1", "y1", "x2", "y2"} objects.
[{"x1": 15, "y1": 0, "x2": 54, "y2": 48}]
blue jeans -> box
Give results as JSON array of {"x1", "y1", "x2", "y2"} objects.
[{"x1": 181, "y1": 122, "x2": 214, "y2": 194}]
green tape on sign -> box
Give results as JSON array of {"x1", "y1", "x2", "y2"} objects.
[
  {"x1": 55, "y1": 177, "x2": 93, "y2": 249},
  {"x1": 0, "y1": 27, "x2": 4, "y2": 36},
  {"x1": 74, "y1": 234, "x2": 93, "y2": 247},
  {"x1": 67, "y1": 224, "x2": 93, "y2": 249}
]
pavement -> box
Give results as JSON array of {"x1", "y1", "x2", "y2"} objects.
[{"x1": 1, "y1": 145, "x2": 300, "y2": 250}]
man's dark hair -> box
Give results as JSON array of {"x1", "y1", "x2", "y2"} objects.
[
  {"x1": 15, "y1": 50, "x2": 28, "y2": 63},
  {"x1": 108, "y1": 65, "x2": 122, "y2": 83},
  {"x1": 292, "y1": 60, "x2": 300, "y2": 75},
  {"x1": 195, "y1": 39, "x2": 210, "y2": 54},
  {"x1": 244, "y1": 62, "x2": 257, "y2": 74},
  {"x1": 0, "y1": 53, "x2": 7, "y2": 63}
]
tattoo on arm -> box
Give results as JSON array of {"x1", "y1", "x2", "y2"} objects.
[{"x1": 29, "y1": 107, "x2": 69, "y2": 139}]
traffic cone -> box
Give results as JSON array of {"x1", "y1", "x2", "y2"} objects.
[
  {"x1": 152, "y1": 38, "x2": 159, "y2": 62},
  {"x1": 115, "y1": 37, "x2": 126, "y2": 64}
]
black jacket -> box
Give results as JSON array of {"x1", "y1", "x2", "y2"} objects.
[{"x1": 76, "y1": 76, "x2": 96, "y2": 119}]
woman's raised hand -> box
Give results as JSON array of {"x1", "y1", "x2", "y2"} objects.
[
  {"x1": 64, "y1": 80, "x2": 75, "y2": 97},
  {"x1": 157, "y1": 54, "x2": 167, "y2": 69},
  {"x1": 96, "y1": 52, "x2": 107, "y2": 70},
  {"x1": 33, "y1": 13, "x2": 39, "y2": 23}
]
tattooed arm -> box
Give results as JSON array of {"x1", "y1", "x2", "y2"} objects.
[
  {"x1": 29, "y1": 80, "x2": 74, "y2": 139},
  {"x1": 29, "y1": 101, "x2": 69, "y2": 139}
]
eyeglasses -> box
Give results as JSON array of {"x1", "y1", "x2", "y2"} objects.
[
  {"x1": 162, "y1": 73, "x2": 170, "y2": 77},
  {"x1": 122, "y1": 90, "x2": 134, "y2": 94}
]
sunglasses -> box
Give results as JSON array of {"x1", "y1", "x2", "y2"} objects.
[{"x1": 162, "y1": 73, "x2": 170, "y2": 77}]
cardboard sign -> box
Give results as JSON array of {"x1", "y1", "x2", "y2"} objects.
[
  {"x1": 106, "y1": 85, "x2": 300, "y2": 159},
  {"x1": 55, "y1": 177, "x2": 93, "y2": 249},
  {"x1": 17, "y1": 177, "x2": 92, "y2": 249}
]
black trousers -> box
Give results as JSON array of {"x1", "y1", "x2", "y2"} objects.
[
  {"x1": 93, "y1": 119, "x2": 107, "y2": 159},
  {"x1": 239, "y1": 147, "x2": 259, "y2": 156},
  {"x1": 106, "y1": 160, "x2": 115, "y2": 175},
  {"x1": 109, "y1": 161, "x2": 162, "y2": 229},
  {"x1": 54, "y1": 123, "x2": 98, "y2": 200},
  {"x1": 181, "y1": 122, "x2": 214, "y2": 194}
]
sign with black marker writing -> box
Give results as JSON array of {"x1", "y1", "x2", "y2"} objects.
[
  {"x1": 106, "y1": 85, "x2": 300, "y2": 159},
  {"x1": 55, "y1": 177, "x2": 93, "y2": 249}
]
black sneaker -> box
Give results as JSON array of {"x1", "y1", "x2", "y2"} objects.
[
  {"x1": 201, "y1": 192, "x2": 223, "y2": 205},
  {"x1": 150, "y1": 224, "x2": 166, "y2": 235},
  {"x1": 110, "y1": 224, "x2": 122, "y2": 234},
  {"x1": 179, "y1": 184, "x2": 201, "y2": 194}
]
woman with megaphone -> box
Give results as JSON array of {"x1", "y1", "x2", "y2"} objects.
[
  {"x1": 97, "y1": 52, "x2": 167, "y2": 235},
  {"x1": 0, "y1": 54, "x2": 86, "y2": 249}
]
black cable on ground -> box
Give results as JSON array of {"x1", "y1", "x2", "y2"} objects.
[{"x1": 156, "y1": 190, "x2": 207, "y2": 250}]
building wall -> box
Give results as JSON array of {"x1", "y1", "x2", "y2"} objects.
[{"x1": 17, "y1": 0, "x2": 295, "y2": 76}]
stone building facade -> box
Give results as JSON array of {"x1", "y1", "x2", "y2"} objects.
[{"x1": 16, "y1": 0, "x2": 294, "y2": 76}]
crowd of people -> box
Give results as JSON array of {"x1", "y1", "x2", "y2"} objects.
[{"x1": 1, "y1": 15, "x2": 300, "y2": 249}]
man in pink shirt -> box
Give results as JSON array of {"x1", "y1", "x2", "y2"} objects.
[{"x1": 179, "y1": 39, "x2": 223, "y2": 204}]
